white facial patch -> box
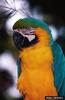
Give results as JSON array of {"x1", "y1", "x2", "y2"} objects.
[{"x1": 14, "y1": 28, "x2": 36, "y2": 42}]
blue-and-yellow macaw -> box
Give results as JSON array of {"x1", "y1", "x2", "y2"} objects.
[{"x1": 13, "y1": 18, "x2": 65, "y2": 100}]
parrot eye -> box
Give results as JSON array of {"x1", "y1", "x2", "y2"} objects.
[{"x1": 24, "y1": 27, "x2": 35, "y2": 35}]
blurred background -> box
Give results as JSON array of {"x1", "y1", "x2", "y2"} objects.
[{"x1": 0, "y1": 0, "x2": 65, "y2": 99}]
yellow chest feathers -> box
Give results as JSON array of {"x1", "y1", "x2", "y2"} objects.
[
  {"x1": 20, "y1": 46, "x2": 53, "y2": 69},
  {"x1": 18, "y1": 46, "x2": 58, "y2": 98}
]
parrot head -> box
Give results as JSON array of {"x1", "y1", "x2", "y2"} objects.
[{"x1": 13, "y1": 18, "x2": 53, "y2": 50}]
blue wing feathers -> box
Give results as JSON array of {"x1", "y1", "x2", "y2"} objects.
[{"x1": 52, "y1": 42, "x2": 65, "y2": 96}]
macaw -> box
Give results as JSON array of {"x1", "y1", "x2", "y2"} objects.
[{"x1": 13, "y1": 18, "x2": 65, "y2": 100}]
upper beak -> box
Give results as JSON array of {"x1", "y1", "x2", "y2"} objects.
[{"x1": 13, "y1": 29, "x2": 36, "y2": 50}]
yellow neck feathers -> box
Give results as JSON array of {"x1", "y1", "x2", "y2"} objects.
[{"x1": 34, "y1": 27, "x2": 50, "y2": 46}]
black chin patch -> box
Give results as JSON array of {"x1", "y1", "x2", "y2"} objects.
[{"x1": 13, "y1": 31, "x2": 38, "y2": 50}]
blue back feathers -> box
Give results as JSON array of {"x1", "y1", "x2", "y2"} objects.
[{"x1": 52, "y1": 42, "x2": 65, "y2": 97}]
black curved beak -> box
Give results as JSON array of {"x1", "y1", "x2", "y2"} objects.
[{"x1": 13, "y1": 30, "x2": 38, "y2": 50}]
